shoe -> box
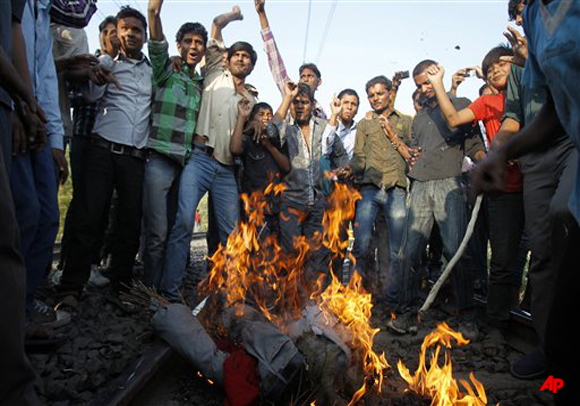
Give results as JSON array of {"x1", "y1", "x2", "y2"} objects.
[
  {"x1": 29, "y1": 299, "x2": 71, "y2": 329},
  {"x1": 386, "y1": 312, "x2": 417, "y2": 335},
  {"x1": 510, "y1": 349, "x2": 547, "y2": 380},
  {"x1": 88, "y1": 265, "x2": 110, "y2": 287}
]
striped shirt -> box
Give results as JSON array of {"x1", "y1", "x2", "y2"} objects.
[{"x1": 147, "y1": 38, "x2": 203, "y2": 166}]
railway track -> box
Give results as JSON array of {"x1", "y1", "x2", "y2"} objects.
[{"x1": 96, "y1": 294, "x2": 539, "y2": 406}]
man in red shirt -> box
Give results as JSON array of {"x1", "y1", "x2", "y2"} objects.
[{"x1": 426, "y1": 45, "x2": 525, "y2": 354}]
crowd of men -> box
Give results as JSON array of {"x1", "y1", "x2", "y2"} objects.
[{"x1": 1, "y1": 0, "x2": 578, "y2": 404}]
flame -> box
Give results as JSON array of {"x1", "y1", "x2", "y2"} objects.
[
  {"x1": 199, "y1": 181, "x2": 392, "y2": 403},
  {"x1": 317, "y1": 272, "x2": 390, "y2": 405},
  {"x1": 198, "y1": 181, "x2": 490, "y2": 405},
  {"x1": 397, "y1": 323, "x2": 488, "y2": 406}
]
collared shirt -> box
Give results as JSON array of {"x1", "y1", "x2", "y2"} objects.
[
  {"x1": 21, "y1": 0, "x2": 64, "y2": 150},
  {"x1": 336, "y1": 119, "x2": 357, "y2": 160},
  {"x1": 85, "y1": 52, "x2": 152, "y2": 149},
  {"x1": 523, "y1": 0, "x2": 580, "y2": 223},
  {"x1": 276, "y1": 115, "x2": 348, "y2": 206},
  {"x1": 260, "y1": 27, "x2": 327, "y2": 120},
  {"x1": 409, "y1": 95, "x2": 484, "y2": 182},
  {"x1": 351, "y1": 110, "x2": 411, "y2": 190},
  {"x1": 147, "y1": 38, "x2": 203, "y2": 166},
  {"x1": 195, "y1": 38, "x2": 256, "y2": 166}
]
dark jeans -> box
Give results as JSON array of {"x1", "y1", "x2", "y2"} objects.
[
  {"x1": 10, "y1": 141, "x2": 59, "y2": 310},
  {"x1": 486, "y1": 192, "x2": 525, "y2": 331},
  {"x1": 60, "y1": 142, "x2": 144, "y2": 294},
  {"x1": 279, "y1": 198, "x2": 329, "y2": 285},
  {"x1": 398, "y1": 177, "x2": 473, "y2": 312},
  {"x1": 61, "y1": 136, "x2": 110, "y2": 267},
  {"x1": 523, "y1": 145, "x2": 577, "y2": 346},
  {"x1": 0, "y1": 108, "x2": 39, "y2": 405}
]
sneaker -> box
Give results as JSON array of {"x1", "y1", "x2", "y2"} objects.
[
  {"x1": 88, "y1": 265, "x2": 110, "y2": 287},
  {"x1": 29, "y1": 299, "x2": 71, "y2": 329},
  {"x1": 510, "y1": 349, "x2": 547, "y2": 380}
]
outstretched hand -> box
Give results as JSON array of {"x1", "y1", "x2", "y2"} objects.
[{"x1": 502, "y1": 25, "x2": 528, "y2": 66}]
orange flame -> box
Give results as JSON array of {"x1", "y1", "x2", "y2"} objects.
[
  {"x1": 199, "y1": 181, "x2": 393, "y2": 403},
  {"x1": 397, "y1": 323, "x2": 488, "y2": 406}
]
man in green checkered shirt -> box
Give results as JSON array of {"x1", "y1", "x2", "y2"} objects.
[{"x1": 143, "y1": 0, "x2": 207, "y2": 289}]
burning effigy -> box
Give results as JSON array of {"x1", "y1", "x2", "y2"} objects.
[{"x1": 143, "y1": 181, "x2": 489, "y2": 406}]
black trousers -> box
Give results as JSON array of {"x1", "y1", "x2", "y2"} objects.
[
  {"x1": 523, "y1": 145, "x2": 577, "y2": 346},
  {"x1": 544, "y1": 162, "x2": 579, "y2": 405},
  {"x1": 0, "y1": 106, "x2": 39, "y2": 405},
  {"x1": 486, "y1": 191, "x2": 525, "y2": 331},
  {"x1": 60, "y1": 142, "x2": 144, "y2": 294}
]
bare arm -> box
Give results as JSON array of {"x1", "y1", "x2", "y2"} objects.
[
  {"x1": 230, "y1": 99, "x2": 251, "y2": 155},
  {"x1": 328, "y1": 95, "x2": 341, "y2": 127},
  {"x1": 493, "y1": 117, "x2": 520, "y2": 150},
  {"x1": 428, "y1": 64, "x2": 475, "y2": 128},
  {"x1": 147, "y1": 0, "x2": 164, "y2": 41},
  {"x1": 262, "y1": 136, "x2": 290, "y2": 173},
  {"x1": 212, "y1": 6, "x2": 243, "y2": 42},
  {"x1": 274, "y1": 82, "x2": 298, "y2": 121},
  {"x1": 11, "y1": 21, "x2": 34, "y2": 101},
  {"x1": 255, "y1": 0, "x2": 269, "y2": 30},
  {"x1": 0, "y1": 46, "x2": 33, "y2": 106}
]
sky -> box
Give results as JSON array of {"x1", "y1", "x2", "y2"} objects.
[{"x1": 86, "y1": 0, "x2": 521, "y2": 116}]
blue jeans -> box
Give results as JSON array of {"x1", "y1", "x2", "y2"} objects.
[
  {"x1": 161, "y1": 149, "x2": 239, "y2": 301},
  {"x1": 10, "y1": 146, "x2": 59, "y2": 310},
  {"x1": 142, "y1": 151, "x2": 181, "y2": 289},
  {"x1": 398, "y1": 177, "x2": 473, "y2": 312},
  {"x1": 352, "y1": 185, "x2": 406, "y2": 306}
]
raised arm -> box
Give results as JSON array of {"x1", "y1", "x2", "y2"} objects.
[
  {"x1": 427, "y1": 64, "x2": 475, "y2": 128},
  {"x1": 230, "y1": 98, "x2": 251, "y2": 155},
  {"x1": 255, "y1": 0, "x2": 291, "y2": 95},
  {"x1": 147, "y1": 0, "x2": 164, "y2": 41},
  {"x1": 274, "y1": 81, "x2": 298, "y2": 121},
  {"x1": 212, "y1": 6, "x2": 243, "y2": 42}
]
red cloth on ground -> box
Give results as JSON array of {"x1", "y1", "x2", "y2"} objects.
[
  {"x1": 469, "y1": 93, "x2": 523, "y2": 192},
  {"x1": 223, "y1": 347, "x2": 260, "y2": 406}
]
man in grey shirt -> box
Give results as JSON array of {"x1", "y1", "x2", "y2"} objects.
[
  {"x1": 389, "y1": 59, "x2": 485, "y2": 336},
  {"x1": 274, "y1": 82, "x2": 350, "y2": 285},
  {"x1": 59, "y1": 6, "x2": 152, "y2": 301}
]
